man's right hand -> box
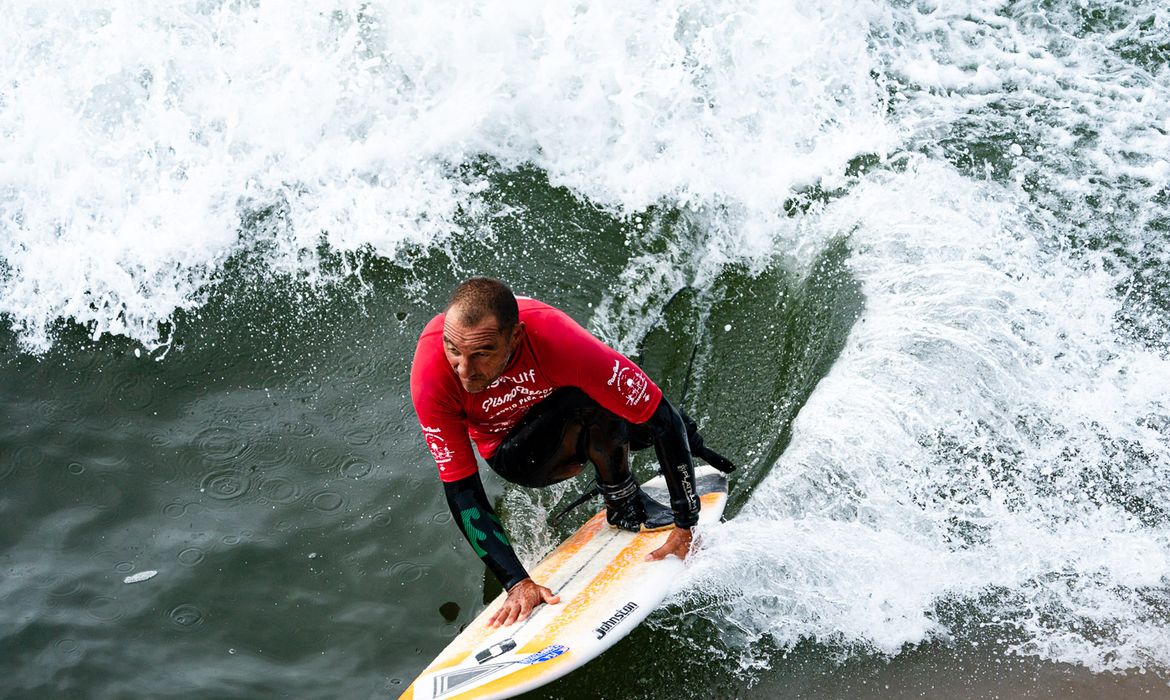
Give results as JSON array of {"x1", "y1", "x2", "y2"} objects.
[{"x1": 489, "y1": 578, "x2": 560, "y2": 627}]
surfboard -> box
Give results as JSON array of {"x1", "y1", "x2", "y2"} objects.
[{"x1": 399, "y1": 465, "x2": 729, "y2": 700}]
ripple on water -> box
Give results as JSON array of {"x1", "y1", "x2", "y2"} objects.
[
  {"x1": 46, "y1": 577, "x2": 84, "y2": 603},
  {"x1": 337, "y1": 350, "x2": 375, "y2": 385},
  {"x1": 54, "y1": 638, "x2": 81, "y2": 659},
  {"x1": 67, "y1": 462, "x2": 86, "y2": 475},
  {"x1": 111, "y1": 373, "x2": 157, "y2": 411},
  {"x1": 200, "y1": 469, "x2": 252, "y2": 501},
  {"x1": 280, "y1": 418, "x2": 316, "y2": 440},
  {"x1": 307, "y1": 446, "x2": 348, "y2": 475},
  {"x1": 163, "y1": 501, "x2": 191, "y2": 519},
  {"x1": 257, "y1": 476, "x2": 301, "y2": 504},
  {"x1": 194, "y1": 425, "x2": 249, "y2": 466},
  {"x1": 372, "y1": 512, "x2": 393, "y2": 528},
  {"x1": 389, "y1": 561, "x2": 426, "y2": 583},
  {"x1": 242, "y1": 433, "x2": 292, "y2": 469},
  {"x1": 177, "y1": 547, "x2": 205, "y2": 566},
  {"x1": 168, "y1": 603, "x2": 204, "y2": 629},
  {"x1": 342, "y1": 424, "x2": 377, "y2": 447},
  {"x1": 340, "y1": 458, "x2": 372, "y2": 480},
  {"x1": 290, "y1": 373, "x2": 323, "y2": 398},
  {"x1": 308, "y1": 490, "x2": 346, "y2": 513},
  {"x1": 7, "y1": 445, "x2": 46, "y2": 480},
  {"x1": 86, "y1": 596, "x2": 123, "y2": 622},
  {"x1": 85, "y1": 479, "x2": 125, "y2": 510}
]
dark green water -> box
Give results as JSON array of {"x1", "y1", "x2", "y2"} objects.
[
  {"x1": 4, "y1": 166, "x2": 1166, "y2": 699},
  {"x1": 0, "y1": 168, "x2": 851, "y2": 698}
]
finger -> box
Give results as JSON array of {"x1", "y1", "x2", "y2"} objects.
[
  {"x1": 504, "y1": 602, "x2": 522, "y2": 627},
  {"x1": 542, "y1": 588, "x2": 561, "y2": 605},
  {"x1": 645, "y1": 544, "x2": 667, "y2": 561}
]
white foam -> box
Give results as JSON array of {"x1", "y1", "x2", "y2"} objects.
[
  {"x1": 1, "y1": 1, "x2": 894, "y2": 351},
  {"x1": 677, "y1": 160, "x2": 1170, "y2": 673},
  {"x1": 123, "y1": 570, "x2": 158, "y2": 584}
]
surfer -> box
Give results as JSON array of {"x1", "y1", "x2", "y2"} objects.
[{"x1": 410, "y1": 277, "x2": 734, "y2": 627}]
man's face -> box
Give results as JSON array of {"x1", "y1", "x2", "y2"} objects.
[{"x1": 442, "y1": 311, "x2": 522, "y2": 393}]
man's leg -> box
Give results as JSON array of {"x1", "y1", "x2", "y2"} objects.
[
  {"x1": 490, "y1": 388, "x2": 664, "y2": 530},
  {"x1": 490, "y1": 388, "x2": 597, "y2": 487}
]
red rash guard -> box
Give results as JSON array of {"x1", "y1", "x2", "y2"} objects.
[{"x1": 410, "y1": 298, "x2": 663, "y2": 482}]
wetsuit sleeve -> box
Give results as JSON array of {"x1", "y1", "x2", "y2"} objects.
[
  {"x1": 529, "y1": 309, "x2": 662, "y2": 425},
  {"x1": 410, "y1": 327, "x2": 480, "y2": 482},
  {"x1": 443, "y1": 473, "x2": 529, "y2": 591},
  {"x1": 645, "y1": 396, "x2": 701, "y2": 528}
]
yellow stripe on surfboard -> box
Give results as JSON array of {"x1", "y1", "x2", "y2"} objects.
[{"x1": 400, "y1": 490, "x2": 725, "y2": 700}]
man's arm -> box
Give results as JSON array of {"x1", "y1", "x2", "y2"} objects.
[
  {"x1": 641, "y1": 395, "x2": 700, "y2": 560},
  {"x1": 644, "y1": 395, "x2": 701, "y2": 529},
  {"x1": 442, "y1": 472, "x2": 529, "y2": 590},
  {"x1": 442, "y1": 473, "x2": 560, "y2": 626}
]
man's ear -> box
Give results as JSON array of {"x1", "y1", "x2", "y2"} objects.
[{"x1": 511, "y1": 321, "x2": 525, "y2": 345}]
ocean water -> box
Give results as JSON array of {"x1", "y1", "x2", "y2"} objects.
[{"x1": 1, "y1": 1, "x2": 1168, "y2": 698}]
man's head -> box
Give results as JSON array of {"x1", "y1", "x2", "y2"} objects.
[{"x1": 442, "y1": 277, "x2": 523, "y2": 393}]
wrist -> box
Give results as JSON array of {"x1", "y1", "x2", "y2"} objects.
[{"x1": 505, "y1": 576, "x2": 532, "y2": 592}]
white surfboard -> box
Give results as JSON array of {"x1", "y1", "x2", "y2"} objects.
[{"x1": 399, "y1": 465, "x2": 729, "y2": 700}]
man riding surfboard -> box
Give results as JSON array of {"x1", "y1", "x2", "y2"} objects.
[{"x1": 409, "y1": 277, "x2": 734, "y2": 627}]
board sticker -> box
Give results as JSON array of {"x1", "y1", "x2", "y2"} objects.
[
  {"x1": 474, "y1": 638, "x2": 516, "y2": 664},
  {"x1": 520, "y1": 644, "x2": 568, "y2": 665},
  {"x1": 593, "y1": 601, "x2": 639, "y2": 640}
]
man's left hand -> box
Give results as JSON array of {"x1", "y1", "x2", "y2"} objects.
[{"x1": 646, "y1": 527, "x2": 692, "y2": 561}]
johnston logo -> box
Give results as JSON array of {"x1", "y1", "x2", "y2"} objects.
[{"x1": 593, "y1": 601, "x2": 639, "y2": 640}]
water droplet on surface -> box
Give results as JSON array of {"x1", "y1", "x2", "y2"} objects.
[
  {"x1": 169, "y1": 603, "x2": 204, "y2": 628},
  {"x1": 200, "y1": 469, "x2": 251, "y2": 501}
]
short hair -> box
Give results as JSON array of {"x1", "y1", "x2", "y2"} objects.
[{"x1": 446, "y1": 277, "x2": 519, "y2": 332}]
